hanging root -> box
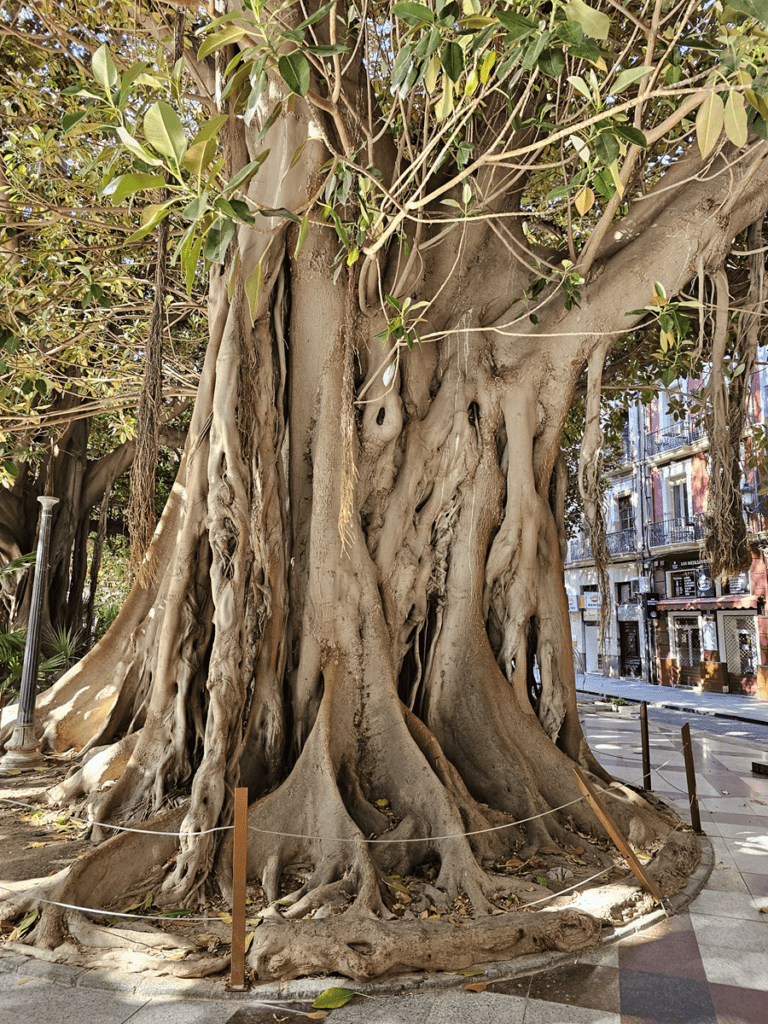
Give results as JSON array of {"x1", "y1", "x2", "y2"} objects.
[
  {"x1": 578, "y1": 341, "x2": 612, "y2": 638},
  {"x1": 704, "y1": 227, "x2": 766, "y2": 577}
]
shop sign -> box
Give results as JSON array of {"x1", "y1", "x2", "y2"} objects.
[
  {"x1": 618, "y1": 604, "x2": 641, "y2": 621},
  {"x1": 670, "y1": 560, "x2": 715, "y2": 599},
  {"x1": 567, "y1": 595, "x2": 578, "y2": 611},
  {"x1": 725, "y1": 572, "x2": 750, "y2": 595},
  {"x1": 583, "y1": 592, "x2": 602, "y2": 609}
]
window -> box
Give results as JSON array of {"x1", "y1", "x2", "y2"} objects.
[
  {"x1": 671, "y1": 480, "x2": 689, "y2": 522},
  {"x1": 618, "y1": 494, "x2": 635, "y2": 531}
]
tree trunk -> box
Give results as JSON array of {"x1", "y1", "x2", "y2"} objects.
[{"x1": 3, "y1": 1, "x2": 768, "y2": 981}]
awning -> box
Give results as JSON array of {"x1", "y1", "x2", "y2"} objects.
[{"x1": 657, "y1": 595, "x2": 758, "y2": 612}]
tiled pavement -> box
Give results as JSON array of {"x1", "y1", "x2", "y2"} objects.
[{"x1": 1, "y1": 704, "x2": 766, "y2": 1023}]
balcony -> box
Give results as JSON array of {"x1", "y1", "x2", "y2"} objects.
[
  {"x1": 606, "y1": 527, "x2": 636, "y2": 554},
  {"x1": 649, "y1": 513, "x2": 707, "y2": 547},
  {"x1": 646, "y1": 420, "x2": 705, "y2": 456},
  {"x1": 566, "y1": 536, "x2": 593, "y2": 562}
]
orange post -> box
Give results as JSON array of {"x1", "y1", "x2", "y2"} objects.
[
  {"x1": 573, "y1": 765, "x2": 663, "y2": 904},
  {"x1": 230, "y1": 787, "x2": 248, "y2": 990}
]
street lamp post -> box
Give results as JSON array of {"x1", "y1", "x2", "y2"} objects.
[{"x1": 0, "y1": 496, "x2": 59, "y2": 771}]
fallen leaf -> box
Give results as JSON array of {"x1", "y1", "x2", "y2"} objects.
[
  {"x1": 25, "y1": 842, "x2": 49, "y2": 849},
  {"x1": 449, "y1": 968, "x2": 485, "y2": 977},
  {"x1": 572, "y1": 845, "x2": 585, "y2": 854},
  {"x1": 375, "y1": 797, "x2": 389, "y2": 807},
  {"x1": 505, "y1": 857, "x2": 523, "y2": 868},
  {"x1": 312, "y1": 987, "x2": 358, "y2": 1009},
  {"x1": 465, "y1": 982, "x2": 487, "y2": 993},
  {"x1": 539, "y1": 845, "x2": 559, "y2": 855},
  {"x1": 419, "y1": 910, "x2": 429, "y2": 919},
  {"x1": 760, "y1": 905, "x2": 767, "y2": 914},
  {"x1": 307, "y1": 1013, "x2": 328, "y2": 1020}
]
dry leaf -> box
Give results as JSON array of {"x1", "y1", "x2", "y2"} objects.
[
  {"x1": 25, "y1": 842, "x2": 49, "y2": 849},
  {"x1": 465, "y1": 982, "x2": 487, "y2": 992},
  {"x1": 505, "y1": 857, "x2": 523, "y2": 868},
  {"x1": 760, "y1": 905, "x2": 767, "y2": 914},
  {"x1": 307, "y1": 1013, "x2": 328, "y2": 1020}
]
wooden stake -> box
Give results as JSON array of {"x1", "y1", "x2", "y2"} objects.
[
  {"x1": 573, "y1": 765, "x2": 663, "y2": 904},
  {"x1": 640, "y1": 701, "x2": 651, "y2": 791},
  {"x1": 230, "y1": 787, "x2": 248, "y2": 990},
  {"x1": 681, "y1": 723, "x2": 702, "y2": 834}
]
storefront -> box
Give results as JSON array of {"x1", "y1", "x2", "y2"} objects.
[{"x1": 654, "y1": 554, "x2": 765, "y2": 693}]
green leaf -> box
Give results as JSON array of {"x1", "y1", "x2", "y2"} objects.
[
  {"x1": 183, "y1": 236, "x2": 203, "y2": 294},
  {"x1": 696, "y1": 91, "x2": 724, "y2": 158},
  {"x1": 224, "y1": 151, "x2": 271, "y2": 195},
  {"x1": 203, "y1": 218, "x2": 236, "y2": 263},
  {"x1": 245, "y1": 255, "x2": 266, "y2": 320},
  {"x1": 183, "y1": 194, "x2": 208, "y2": 221},
  {"x1": 190, "y1": 114, "x2": 230, "y2": 147},
  {"x1": 183, "y1": 138, "x2": 218, "y2": 177},
  {"x1": 612, "y1": 124, "x2": 647, "y2": 147},
  {"x1": 62, "y1": 110, "x2": 88, "y2": 134},
  {"x1": 545, "y1": 181, "x2": 580, "y2": 202},
  {"x1": 258, "y1": 207, "x2": 301, "y2": 224},
  {"x1": 118, "y1": 62, "x2": 151, "y2": 106},
  {"x1": 495, "y1": 11, "x2": 537, "y2": 39},
  {"x1": 116, "y1": 126, "x2": 164, "y2": 167},
  {"x1": 197, "y1": 25, "x2": 246, "y2": 62},
  {"x1": 144, "y1": 101, "x2": 188, "y2": 164},
  {"x1": 15, "y1": 909, "x2": 39, "y2": 937},
  {"x1": 125, "y1": 201, "x2": 175, "y2": 243},
  {"x1": 595, "y1": 131, "x2": 620, "y2": 165},
  {"x1": 727, "y1": 0, "x2": 768, "y2": 23},
  {"x1": 312, "y1": 988, "x2": 358, "y2": 1009},
  {"x1": 568, "y1": 75, "x2": 592, "y2": 100},
  {"x1": 104, "y1": 172, "x2": 166, "y2": 204},
  {"x1": 296, "y1": 0, "x2": 337, "y2": 29},
  {"x1": 564, "y1": 0, "x2": 611, "y2": 40},
  {"x1": 538, "y1": 47, "x2": 566, "y2": 79},
  {"x1": 278, "y1": 53, "x2": 310, "y2": 97},
  {"x1": 294, "y1": 212, "x2": 309, "y2": 258},
  {"x1": 724, "y1": 90, "x2": 748, "y2": 147},
  {"x1": 226, "y1": 198, "x2": 256, "y2": 224},
  {"x1": 92, "y1": 44, "x2": 118, "y2": 93},
  {"x1": 440, "y1": 41, "x2": 464, "y2": 83},
  {"x1": 392, "y1": 2, "x2": 434, "y2": 25},
  {"x1": 612, "y1": 65, "x2": 653, "y2": 94}
]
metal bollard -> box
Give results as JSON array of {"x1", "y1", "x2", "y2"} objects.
[{"x1": 0, "y1": 496, "x2": 59, "y2": 771}]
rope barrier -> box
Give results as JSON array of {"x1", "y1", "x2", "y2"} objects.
[
  {"x1": 0, "y1": 754, "x2": 678, "y2": 847},
  {"x1": 0, "y1": 883, "x2": 229, "y2": 924}
]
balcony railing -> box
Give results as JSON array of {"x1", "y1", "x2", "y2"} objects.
[
  {"x1": 649, "y1": 513, "x2": 707, "y2": 547},
  {"x1": 566, "y1": 536, "x2": 592, "y2": 562},
  {"x1": 606, "y1": 527, "x2": 636, "y2": 554},
  {"x1": 646, "y1": 420, "x2": 705, "y2": 456}
]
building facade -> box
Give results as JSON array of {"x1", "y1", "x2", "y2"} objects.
[{"x1": 565, "y1": 367, "x2": 768, "y2": 696}]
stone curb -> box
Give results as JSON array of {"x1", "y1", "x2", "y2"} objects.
[
  {"x1": 0, "y1": 832, "x2": 714, "y2": 1005},
  {"x1": 576, "y1": 685, "x2": 768, "y2": 728}
]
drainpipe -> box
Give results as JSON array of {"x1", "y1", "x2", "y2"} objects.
[
  {"x1": 636, "y1": 404, "x2": 657, "y2": 684},
  {"x1": 0, "y1": 496, "x2": 59, "y2": 771}
]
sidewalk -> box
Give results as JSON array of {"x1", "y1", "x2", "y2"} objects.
[
  {"x1": 1, "y1": 703, "x2": 767, "y2": 1023},
  {"x1": 576, "y1": 671, "x2": 768, "y2": 726}
]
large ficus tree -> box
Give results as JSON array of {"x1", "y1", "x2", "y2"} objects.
[{"x1": 2, "y1": 0, "x2": 768, "y2": 980}]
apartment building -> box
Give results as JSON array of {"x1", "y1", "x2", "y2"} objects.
[{"x1": 565, "y1": 365, "x2": 768, "y2": 696}]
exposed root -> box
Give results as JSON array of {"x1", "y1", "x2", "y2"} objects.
[{"x1": 247, "y1": 908, "x2": 602, "y2": 981}]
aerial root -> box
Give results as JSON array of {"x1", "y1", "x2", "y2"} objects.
[{"x1": 247, "y1": 906, "x2": 602, "y2": 981}]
